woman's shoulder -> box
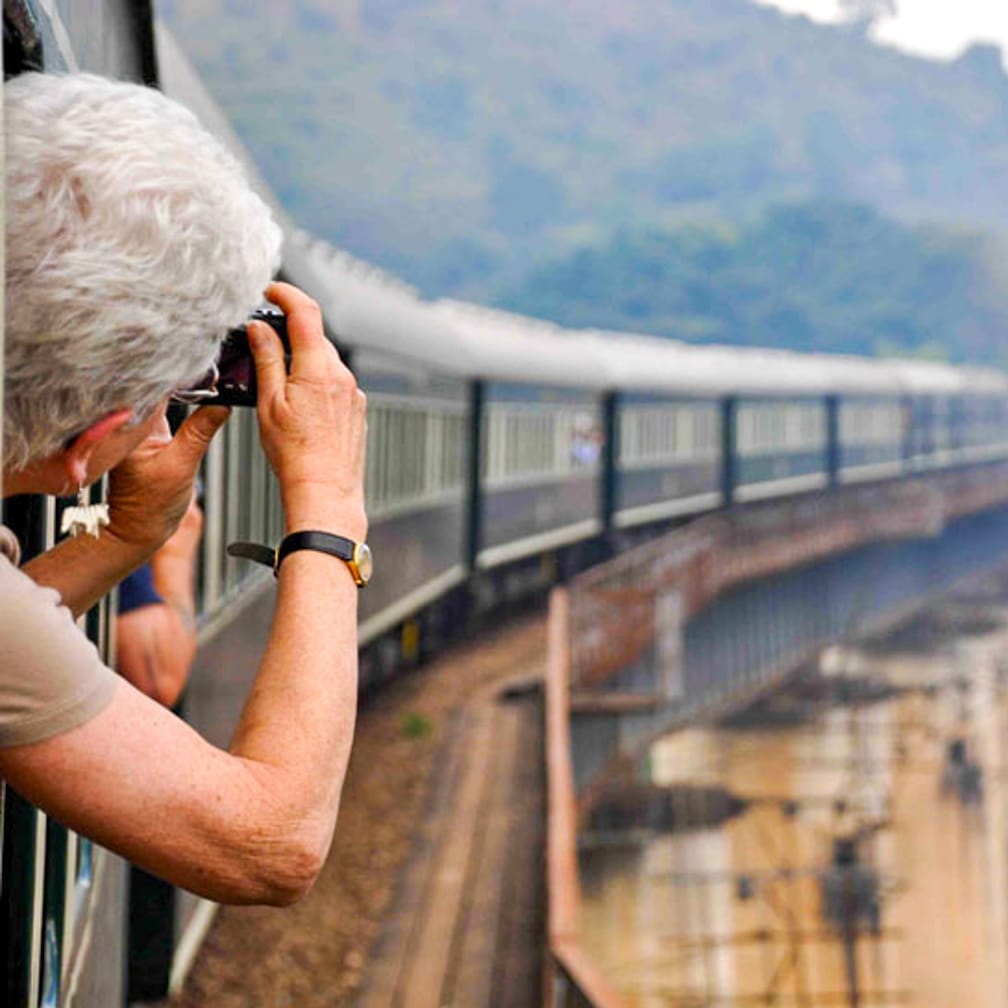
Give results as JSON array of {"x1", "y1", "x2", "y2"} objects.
[
  {"x1": 0, "y1": 541, "x2": 118, "y2": 748},
  {"x1": 0, "y1": 541, "x2": 65, "y2": 617}
]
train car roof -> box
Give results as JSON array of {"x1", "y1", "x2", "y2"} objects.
[
  {"x1": 287, "y1": 241, "x2": 615, "y2": 388},
  {"x1": 884, "y1": 358, "x2": 967, "y2": 394},
  {"x1": 886, "y1": 358, "x2": 1008, "y2": 395},
  {"x1": 956, "y1": 366, "x2": 1008, "y2": 394},
  {"x1": 289, "y1": 235, "x2": 486, "y2": 375},
  {"x1": 426, "y1": 301, "x2": 612, "y2": 388},
  {"x1": 581, "y1": 332, "x2": 908, "y2": 397}
]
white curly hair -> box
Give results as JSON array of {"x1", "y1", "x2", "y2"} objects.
[{"x1": 3, "y1": 72, "x2": 282, "y2": 469}]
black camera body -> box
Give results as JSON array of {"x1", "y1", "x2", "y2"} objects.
[{"x1": 207, "y1": 307, "x2": 291, "y2": 407}]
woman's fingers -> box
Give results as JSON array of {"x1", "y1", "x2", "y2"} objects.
[
  {"x1": 248, "y1": 320, "x2": 287, "y2": 405},
  {"x1": 263, "y1": 281, "x2": 343, "y2": 383},
  {"x1": 171, "y1": 407, "x2": 231, "y2": 471},
  {"x1": 251, "y1": 283, "x2": 367, "y2": 536}
]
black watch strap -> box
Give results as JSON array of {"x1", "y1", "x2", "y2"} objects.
[
  {"x1": 227, "y1": 531, "x2": 356, "y2": 578},
  {"x1": 226, "y1": 540, "x2": 276, "y2": 568},
  {"x1": 277, "y1": 530, "x2": 355, "y2": 569}
]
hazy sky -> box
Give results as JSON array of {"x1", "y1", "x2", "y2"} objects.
[{"x1": 755, "y1": 1, "x2": 1008, "y2": 65}]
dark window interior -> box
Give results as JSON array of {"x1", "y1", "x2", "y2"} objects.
[{"x1": 4, "y1": 0, "x2": 44, "y2": 77}]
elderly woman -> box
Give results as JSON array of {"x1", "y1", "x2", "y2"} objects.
[{"x1": 0, "y1": 73, "x2": 367, "y2": 904}]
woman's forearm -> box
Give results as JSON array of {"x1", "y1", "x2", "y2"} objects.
[
  {"x1": 227, "y1": 545, "x2": 360, "y2": 847},
  {"x1": 23, "y1": 530, "x2": 152, "y2": 617}
]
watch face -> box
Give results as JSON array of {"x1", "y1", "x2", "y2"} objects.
[{"x1": 353, "y1": 542, "x2": 373, "y2": 584}]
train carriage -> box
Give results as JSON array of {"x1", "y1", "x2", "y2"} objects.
[{"x1": 427, "y1": 302, "x2": 611, "y2": 572}]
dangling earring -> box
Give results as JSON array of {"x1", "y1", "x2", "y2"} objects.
[{"x1": 60, "y1": 484, "x2": 110, "y2": 539}]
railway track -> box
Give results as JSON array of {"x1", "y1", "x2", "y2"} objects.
[{"x1": 169, "y1": 614, "x2": 546, "y2": 1007}]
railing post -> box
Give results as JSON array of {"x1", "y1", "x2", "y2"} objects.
[
  {"x1": 600, "y1": 392, "x2": 618, "y2": 534},
  {"x1": 545, "y1": 587, "x2": 628, "y2": 1008},
  {"x1": 825, "y1": 394, "x2": 841, "y2": 487},
  {"x1": 465, "y1": 380, "x2": 485, "y2": 571},
  {"x1": 720, "y1": 395, "x2": 737, "y2": 506}
]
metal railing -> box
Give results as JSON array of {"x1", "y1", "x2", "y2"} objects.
[{"x1": 544, "y1": 589, "x2": 628, "y2": 1008}]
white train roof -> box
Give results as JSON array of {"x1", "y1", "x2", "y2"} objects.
[
  {"x1": 426, "y1": 300, "x2": 611, "y2": 388},
  {"x1": 158, "y1": 24, "x2": 1007, "y2": 401},
  {"x1": 957, "y1": 366, "x2": 1008, "y2": 395}
]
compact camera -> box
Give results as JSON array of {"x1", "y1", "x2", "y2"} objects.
[{"x1": 205, "y1": 307, "x2": 291, "y2": 407}]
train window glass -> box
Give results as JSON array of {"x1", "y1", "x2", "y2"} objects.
[
  {"x1": 4, "y1": 3, "x2": 44, "y2": 77},
  {"x1": 363, "y1": 398, "x2": 467, "y2": 518},
  {"x1": 737, "y1": 407, "x2": 753, "y2": 454},
  {"x1": 426, "y1": 413, "x2": 440, "y2": 494},
  {"x1": 199, "y1": 431, "x2": 225, "y2": 614},
  {"x1": 697, "y1": 408, "x2": 717, "y2": 458},
  {"x1": 246, "y1": 412, "x2": 266, "y2": 546},
  {"x1": 484, "y1": 402, "x2": 603, "y2": 486},
  {"x1": 772, "y1": 410, "x2": 785, "y2": 447},
  {"x1": 785, "y1": 406, "x2": 799, "y2": 447}
]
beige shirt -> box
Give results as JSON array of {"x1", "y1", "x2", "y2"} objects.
[{"x1": 0, "y1": 549, "x2": 118, "y2": 747}]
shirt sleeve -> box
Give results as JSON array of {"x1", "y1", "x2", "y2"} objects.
[{"x1": 0, "y1": 558, "x2": 118, "y2": 747}]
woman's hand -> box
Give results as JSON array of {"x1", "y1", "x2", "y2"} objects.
[
  {"x1": 249, "y1": 282, "x2": 367, "y2": 540},
  {"x1": 153, "y1": 494, "x2": 204, "y2": 566},
  {"x1": 106, "y1": 406, "x2": 229, "y2": 554}
]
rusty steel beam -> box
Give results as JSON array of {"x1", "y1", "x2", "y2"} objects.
[{"x1": 544, "y1": 588, "x2": 629, "y2": 1008}]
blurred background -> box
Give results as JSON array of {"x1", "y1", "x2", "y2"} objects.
[{"x1": 161, "y1": 0, "x2": 1008, "y2": 363}]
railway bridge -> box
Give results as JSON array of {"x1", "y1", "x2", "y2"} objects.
[{"x1": 545, "y1": 460, "x2": 1008, "y2": 1007}]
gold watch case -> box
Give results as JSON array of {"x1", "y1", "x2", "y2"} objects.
[{"x1": 349, "y1": 541, "x2": 373, "y2": 587}]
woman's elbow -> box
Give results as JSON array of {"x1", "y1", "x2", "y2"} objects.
[
  {"x1": 260, "y1": 841, "x2": 326, "y2": 907},
  {"x1": 235, "y1": 821, "x2": 332, "y2": 907}
]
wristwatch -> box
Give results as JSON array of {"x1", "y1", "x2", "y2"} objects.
[{"x1": 227, "y1": 530, "x2": 373, "y2": 587}]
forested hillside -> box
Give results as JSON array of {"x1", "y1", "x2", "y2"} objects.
[
  {"x1": 160, "y1": 0, "x2": 1008, "y2": 361},
  {"x1": 498, "y1": 202, "x2": 1008, "y2": 363}
]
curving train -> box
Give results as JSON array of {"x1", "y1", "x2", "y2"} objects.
[{"x1": 3, "y1": 4, "x2": 1008, "y2": 1006}]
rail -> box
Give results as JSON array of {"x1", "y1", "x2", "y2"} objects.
[{"x1": 544, "y1": 589, "x2": 628, "y2": 1008}]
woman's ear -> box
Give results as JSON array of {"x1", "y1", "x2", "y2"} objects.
[{"x1": 62, "y1": 409, "x2": 134, "y2": 488}]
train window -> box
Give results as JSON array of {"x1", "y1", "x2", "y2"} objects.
[
  {"x1": 364, "y1": 397, "x2": 467, "y2": 518},
  {"x1": 4, "y1": 3, "x2": 44, "y2": 77},
  {"x1": 484, "y1": 403, "x2": 603, "y2": 486},
  {"x1": 738, "y1": 402, "x2": 830, "y2": 455},
  {"x1": 840, "y1": 401, "x2": 903, "y2": 446},
  {"x1": 618, "y1": 402, "x2": 718, "y2": 467}
]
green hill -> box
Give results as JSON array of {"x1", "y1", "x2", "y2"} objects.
[
  {"x1": 496, "y1": 201, "x2": 1008, "y2": 364},
  {"x1": 160, "y1": 0, "x2": 1008, "y2": 360}
]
